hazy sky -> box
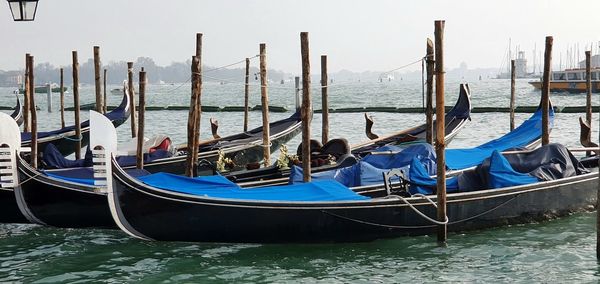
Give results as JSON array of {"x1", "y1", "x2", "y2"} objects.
[{"x1": 1, "y1": 0, "x2": 599, "y2": 73}]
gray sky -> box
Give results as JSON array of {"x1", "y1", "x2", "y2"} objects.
[{"x1": 2, "y1": 0, "x2": 599, "y2": 73}]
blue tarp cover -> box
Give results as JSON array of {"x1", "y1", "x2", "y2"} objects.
[
  {"x1": 408, "y1": 157, "x2": 459, "y2": 195},
  {"x1": 487, "y1": 150, "x2": 539, "y2": 188},
  {"x1": 445, "y1": 107, "x2": 553, "y2": 170},
  {"x1": 289, "y1": 162, "x2": 390, "y2": 187},
  {"x1": 138, "y1": 172, "x2": 369, "y2": 201}
]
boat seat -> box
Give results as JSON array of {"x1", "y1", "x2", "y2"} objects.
[
  {"x1": 320, "y1": 138, "x2": 350, "y2": 158},
  {"x1": 296, "y1": 139, "x2": 323, "y2": 159}
]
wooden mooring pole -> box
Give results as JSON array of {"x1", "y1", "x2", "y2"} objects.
[
  {"x1": 60, "y1": 68, "x2": 65, "y2": 128},
  {"x1": 194, "y1": 34, "x2": 203, "y2": 174},
  {"x1": 103, "y1": 68, "x2": 107, "y2": 113},
  {"x1": 300, "y1": 32, "x2": 312, "y2": 182},
  {"x1": 72, "y1": 51, "x2": 82, "y2": 160},
  {"x1": 510, "y1": 59, "x2": 516, "y2": 131},
  {"x1": 425, "y1": 39, "x2": 434, "y2": 145},
  {"x1": 127, "y1": 62, "x2": 137, "y2": 138},
  {"x1": 186, "y1": 56, "x2": 200, "y2": 177},
  {"x1": 23, "y1": 53, "x2": 30, "y2": 133},
  {"x1": 541, "y1": 36, "x2": 553, "y2": 146},
  {"x1": 586, "y1": 51, "x2": 592, "y2": 157},
  {"x1": 244, "y1": 57, "x2": 250, "y2": 132},
  {"x1": 93, "y1": 46, "x2": 103, "y2": 113},
  {"x1": 295, "y1": 76, "x2": 300, "y2": 109},
  {"x1": 321, "y1": 55, "x2": 329, "y2": 145},
  {"x1": 27, "y1": 55, "x2": 37, "y2": 168},
  {"x1": 136, "y1": 68, "x2": 146, "y2": 169},
  {"x1": 259, "y1": 43, "x2": 271, "y2": 167},
  {"x1": 434, "y1": 20, "x2": 447, "y2": 243}
]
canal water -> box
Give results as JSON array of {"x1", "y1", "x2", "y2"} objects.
[{"x1": 1, "y1": 78, "x2": 599, "y2": 282}]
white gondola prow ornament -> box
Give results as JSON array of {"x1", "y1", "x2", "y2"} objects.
[{"x1": 0, "y1": 112, "x2": 22, "y2": 189}]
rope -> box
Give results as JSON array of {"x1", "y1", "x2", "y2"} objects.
[
  {"x1": 378, "y1": 57, "x2": 424, "y2": 78},
  {"x1": 204, "y1": 55, "x2": 259, "y2": 73},
  {"x1": 390, "y1": 194, "x2": 448, "y2": 225},
  {"x1": 320, "y1": 193, "x2": 521, "y2": 230}
]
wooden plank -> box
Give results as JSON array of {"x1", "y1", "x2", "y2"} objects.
[
  {"x1": 300, "y1": 32, "x2": 311, "y2": 182},
  {"x1": 260, "y1": 43, "x2": 271, "y2": 167},
  {"x1": 434, "y1": 20, "x2": 447, "y2": 243}
]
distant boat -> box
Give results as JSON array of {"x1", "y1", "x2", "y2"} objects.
[
  {"x1": 111, "y1": 88, "x2": 123, "y2": 95},
  {"x1": 18, "y1": 84, "x2": 67, "y2": 94},
  {"x1": 529, "y1": 68, "x2": 600, "y2": 93}
]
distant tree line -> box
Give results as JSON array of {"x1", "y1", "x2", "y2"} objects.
[{"x1": 0, "y1": 57, "x2": 290, "y2": 87}]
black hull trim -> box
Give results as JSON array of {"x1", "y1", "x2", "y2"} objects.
[{"x1": 0, "y1": 189, "x2": 28, "y2": 223}]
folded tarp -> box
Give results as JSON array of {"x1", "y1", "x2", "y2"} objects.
[
  {"x1": 445, "y1": 107, "x2": 553, "y2": 170},
  {"x1": 139, "y1": 172, "x2": 369, "y2": 201}
]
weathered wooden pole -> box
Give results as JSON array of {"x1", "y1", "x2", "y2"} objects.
[
  {"x1": 27, "y1": 55, "x2": 37, "y2": 168},
  {"x1": 259, "y1": 43, "x2": 271, "y2": 167},
  {"x1": 46, "y1": 83, "x2": 52, "y2": 113},
  {"x1": 193, "y1": 34, "x2": 203, "y2": 174},
  {"x1": 136, "y1": 68, "x2": 146, "y2": 169},
  {"x1": 93, "y1": 46, "x2": 103, "y2": 113},
  {"x1": 586, "y1": 51, "x2": 592, "y2": 127},
  {"x1": 59, "y1": 68, "x2": 65, "y2": 128},
  {"x1": 434, "y1": 20, "x2": 447, "y2": 243},
  {"x1": 541, "y1": 36, "x2": 553, "y2": 146},
  {"x1": 295, "y1": 76, "x2": 300, "y2": 109},
  {"x1": 72, "y1": 51, "x2": 82, "y2": 160},
  {"x1": 510, "y1": 59, "x2": 516, "y2": 131},
  {"x1": 300, "y1": 32, "x2": 312, "y2": 182},
  {"x1": 185, "y1": 56, "x2": 200, "y2": 177},
  {"x1": 321, "y1": 55, "x2": 329, "y2": 145},
  {"x1": 127, "y1": 62, "x2": 137, "y2": 138},
  {"x1": 244, "y1": 57, "x2": 250, "y2": 132},
  {"x1": 23, "y1": 53, "x2": 30, "y2": 132},
  {"x1": 103, "y1": 68, "x2": 107, "y2": 113},
  {"x1": 425, "y1": 39, "x2": 434, "y2": 145},
  {"x1": 586, "y1": 51, "x2": 592, "y2": 157}
]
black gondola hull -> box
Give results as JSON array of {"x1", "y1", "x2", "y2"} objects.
[
  {"x1": 110, "y1": 160, "x2": 597, "y2": 243},
  {"x1": 0, "y1": 189, "x2": 28, "y2": 223},
  {"x1": 15, "y1": 158, "x2": 114, "y2": 228}
]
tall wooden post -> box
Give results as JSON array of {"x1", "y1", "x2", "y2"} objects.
[
  {"x1": 186, "y1": 56, "x2": 200, "y2": 177},
  {"x1": 300, "y1": 32, "x2": 312, "y2": 182},
  {"x1": 425, "y1": 39, "x2": 434, "y2": 145},
  {"x1": 244, "y1": 57, "x2": 250, "y2": 132},
  {"x1": 541, "y1": 36, "x2": 553, "y2": 146},
  {"x1": 321, "y1": 55, "x2": 329, "y2": 145},
  {"x1": 434, "y1": 20, "x2": 447, "y2": 243},
  {"x1": 127, "y1": 62, "x2": 137, "y2": 138},
  {"x1": 586, "y1": 51, "x2": 592, "y2": 126},
  {"x1": 295, "y1": 76, "x2": 300, "y2": 109},
  {"x1": 93, "y1": 46, "x2": 103, "y2": 113},
  {"x1": 72, "y1": 51, "x2": 82, "y2": 160},
  {"x1": 259, "y1": 43, "x2": 271, "y2": 167},
  {"x1": 23, "y1": 53, "x2": 30, "y2": 133},
  {"x1": 193, "y1": 34, "x2": 203, "y2": 174},
  {"x1": 27, "y1": 55, "x2": 37, "y2": 168},
  {"x1": 136, "y1": 69, "x2": 146, "y2": 169},
  {"x1": 586, "y1": 51, "x2": 592, "y2": 157},
  {"x1": 510, "y1": 59, "x2": 516, "y2": 131},
  {"x1": 103, "y1": 68, "x2": 108, "y2": 113},
  {"x1": 59, "y1": 68, "x2": 65, "y2": 128}
]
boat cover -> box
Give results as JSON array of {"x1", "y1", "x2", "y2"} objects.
[
  {"x1": 410, "y1": 144, "x2": 584, "y2": 194},
  {"x1": 289, "y1": 144, "x2": 437, "y2": 186},
  {"x1": 44, "y1": 168, "x2": 149, "y2": 185},
  {"x1": 138, "y1": 172, "x2": 369, "y2": 201},
  {"x1": 445, "y1": 107, "x2": 553, "y2": 170},
  {"x1": 42, "y1": 143, "x2": 172, "y2": 169}
]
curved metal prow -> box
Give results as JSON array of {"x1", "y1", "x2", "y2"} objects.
[
  {"x1": 210, "y1": 118, "x2": 221, "y2": 139},
  {"x1": 364, "y1": 113, "x2": 379, "y2": 140},
  {"x1": 579, "y1": 117, "x2": 599, "y2": 156},
  {"x1": 0, "y1": 112, "x2": 21, "y2": 190}
]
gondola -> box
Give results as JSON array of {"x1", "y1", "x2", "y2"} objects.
[
  {"x1": 225, "y1": 84, "x2": 473, "y2": 183},
  {"x1": 10, "y1": 95, "x2": 23, "y2": 127},
  {"x1": 20, "y1": 89, "x2": 130, "y2": 156},
  {"x1": 350, "y1": 83, "x2": 472, "y2": 154},
  {"x1": 105, "y1": 140, "x2": 596, "y2": 243}
]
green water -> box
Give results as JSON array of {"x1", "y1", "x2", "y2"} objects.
[
  {"x1": 2, "y1": 78, "x2": 600, "y2": 282},
  {"x1": 1, "y1": 213, "x2": 599, "y2": 282}
]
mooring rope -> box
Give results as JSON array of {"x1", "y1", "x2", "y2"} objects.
[{"x1": 320, "y1": 193, "x2": 521, "y2": 230}]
